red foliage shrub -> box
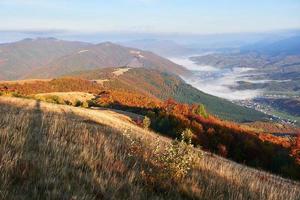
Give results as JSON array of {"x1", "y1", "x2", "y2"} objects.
[
  {"x1": 207, "y1": 128, "x2": 215, "y2": 136},
  {"x1": 217, "y1": 144, "x2": 228, "y2": 157}
]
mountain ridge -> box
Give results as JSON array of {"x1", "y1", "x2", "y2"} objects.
[{"x1": 0, "y1": 38, "x2": 189, "y2": 80}]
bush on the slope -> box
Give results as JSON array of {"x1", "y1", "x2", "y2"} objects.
[
  {"x1": 143, "y1": 116, "x2": 151, "y2": 129},
  {"x1": 123, "y1": 130, "x2": 200, "y2": 189},
  {"x1": 150, "y1": 131, "x2": 199, "y2": 185},
  {"x1": 195, "y1": 104, "x2": 208, "y2": 118}
]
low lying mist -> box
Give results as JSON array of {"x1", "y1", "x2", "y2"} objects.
[{"x1": 169, "y1": 56, "x2": 264, "y2": 100}]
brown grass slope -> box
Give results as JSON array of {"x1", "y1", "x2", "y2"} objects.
[
  {"x1": 0, "y1": 38, "x2": 189, "y2": 80},
  {"x1": 0, "y1": 38, "x2": 90, "y2": 80},
  {"x1": 0, "y1": 97, "x2": 300, "y2": 200},
  {"x1": 0, "y1": 77, "x2": 104, "y2": 95},
  {"x1": 36, "y1": 42, "x2": 188, "y2": 78}
]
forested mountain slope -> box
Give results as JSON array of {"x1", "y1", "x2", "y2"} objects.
[{"x1": 68, "y1": 67, "x2": 269, "y2": 122}]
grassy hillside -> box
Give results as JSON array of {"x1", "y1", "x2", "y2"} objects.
[
  {"x1": 0, "y1": 97, "x2": 299, "y2": 200},
  {"x1": 70, "y1": 67, "x2": 269, "y2": 122},
  {"x1": 2, "y1": 88, "x2": 298, "y2": 179},
  {"x1": 0, "y1": 77, "x2": 104, "y2": 95}
]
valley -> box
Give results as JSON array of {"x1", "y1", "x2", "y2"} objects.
[{"x1": 170, "y1": 49, "x2": 300, "y2": 128}]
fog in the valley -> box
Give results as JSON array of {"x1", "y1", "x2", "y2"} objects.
[{"x1": 169, "y1": 56, "x2": 264, "y2": 100}]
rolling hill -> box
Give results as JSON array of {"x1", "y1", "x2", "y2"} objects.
[
  {"x1": 0, "y1": 38, "x2": 189, "y2": 80},
  {"x1": 0, "y1": 38, "x2": 89, "y2": 80}
]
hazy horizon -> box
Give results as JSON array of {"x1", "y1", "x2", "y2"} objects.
[
  {"x1": 1, "y1": 0, "x2": 299, "y2": 35},
  {"x1": 0, "y1": 28, "x2": 300, "y2": 45}
]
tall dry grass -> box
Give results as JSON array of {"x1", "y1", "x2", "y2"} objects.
[{"x1": 0, "y1": 97, "x2": 300, "y2": 200}]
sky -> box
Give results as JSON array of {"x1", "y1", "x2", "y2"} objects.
[{"x1": 0, "y1": 0, "x2": 300, "y2": 34}]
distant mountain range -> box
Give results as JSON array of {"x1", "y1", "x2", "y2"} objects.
[
  {"x1": 120, "y1": 39, "x2": 196, "y2": 57},
  {"x1": 241, "y1": 35, "x2": 300, "y2": 56},
  {"x1": 0, "y1": 38, "x2": 188, "y2": 80}
]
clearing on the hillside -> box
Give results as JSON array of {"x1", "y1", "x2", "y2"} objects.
[
  {"x1": 34, "y1": 92, "x2": 95, "y2": 104},
  {"x1": 0, "y1": 79, "x2": 51, "y2": 85},
  {"x1": 113, "y1": 67, "x2": 131, "y2": 76}
]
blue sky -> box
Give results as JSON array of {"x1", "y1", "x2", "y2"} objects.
[{"x1": 0, "y1": 0, "x2": 300, "y2": 34}]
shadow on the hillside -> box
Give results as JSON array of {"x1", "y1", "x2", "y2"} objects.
[
  {"x1": 23, "y1": 100, "x2": 43, "y2": 153},
  {"x1": 2, "y1": 100, "x2": 187, "y2": 199},
  {"x1": 10, "y1": 101, "x2": 105, "y2": 199}
]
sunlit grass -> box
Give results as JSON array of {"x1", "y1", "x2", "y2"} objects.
[{"x1": 0, "y1": 97, "x2": 299, "y2": 200}]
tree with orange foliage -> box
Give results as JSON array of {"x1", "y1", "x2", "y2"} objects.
[
  {"x1": 291, "y1": 134, "x2": 300, "y2": 164},
  {"x1": 296, "y1": 134, "x2": 300, "y2": 149},
  {"x1": 164, "y1": 98, "x2": 177, "y2": 113}
]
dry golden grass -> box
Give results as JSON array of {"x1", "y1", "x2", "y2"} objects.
[
  {"x1": 0, "y1": 79, "x2": 51, "y2": 85},
  {"x1": 0, "y1": 96, "x2": 300, "y2": 200},
  {"x1": 34, "y1": 92, "x2": 95, "y2": 105}
]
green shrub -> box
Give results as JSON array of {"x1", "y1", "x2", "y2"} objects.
[
  {"x1": 43, "y1": 95, "x2": 64, "y2": 104},
  {"x1": 195, "y1": 104, "x2": 208, "y2": 118},
  {"x1": 151, "y1": 132, "x2": 198, "y2": 184},
  {"x1": 123, "y1": 130, "x2": 201, "y2": 188},
  {"x1": 81, "y1": 101, "x2": 89, "y2": 108},
  {"x1": 11, "y1": 92, "x2": 23, "y2": 98},
  {"x1": 64, "y1": 100, "x2": 72, "y2": 105},
  {"x1": 50, "y1": 95, "x2": 60, "y2": 104},
  {"x1": 143, "y1": 116, "x2": 151, "y2": 129},
  {"x1": 74, "y1": 100, "x2": 82, "y2": 107},
  {"x1": 87, "y1": 99, "x2": 98, "y2": 107},
  {"x1": 182, "y1": 128, "x2": 193, "y2": 143}
]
